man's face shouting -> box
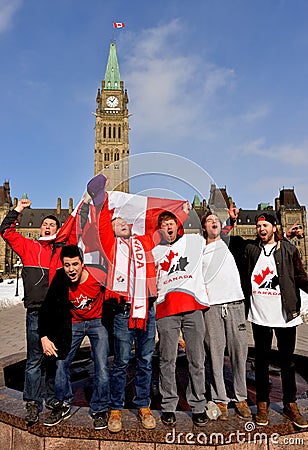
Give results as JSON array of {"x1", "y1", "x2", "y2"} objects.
[
  {"x1": 62, "y1": 256, "x2": 84, "y2": 283},
  {"x1": 159, "y1": 218, "x2": 178, "y2": 243},
  {"x1": 204, "y1": 214, "x2": 221, "y2": 240},
  {"x1": 256, "y1": 220, "x2": 276, "y2": 245}
]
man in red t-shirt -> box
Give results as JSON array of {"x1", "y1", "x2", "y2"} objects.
[{"x1": 39, "y1": 245, "x2": 109, "y2": 430}]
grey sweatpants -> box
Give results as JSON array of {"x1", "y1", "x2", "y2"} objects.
[
  {"x1": 204, "y1": 301, "x2": 248, "y2": 404},
  {"x1": 157, "y1": 310, "x2": 207, "y2": 413}
]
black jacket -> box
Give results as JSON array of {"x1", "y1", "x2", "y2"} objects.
[
  {"x1": 222, "y1": 235, "x2": 308, "y2": 322},
  {"x1": 38, "y1": 269, "x2": 72, "y2": 360},
  {"x1": 244, "y1": 239, "x2": 308, "y2": 322}
]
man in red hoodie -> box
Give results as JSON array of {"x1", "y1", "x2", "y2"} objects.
[{"x1": 0, "y1": 197, "x2": 74, "y2": 425}]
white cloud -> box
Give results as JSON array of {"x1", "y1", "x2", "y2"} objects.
[
  {"x1": 123, "y1": 20, "x2": 236, "y2": 142},
  {"x1": 0, "y1": 0, "x2": 22, "y2": 33},
  {"x1": 202, "y1": 64, "x2": 235, "y2": 99},
  {"x1": 241, "y1": 104, "x2": 270, "y2": 123},
  {"x1": 238, "y1": 138, "x2": 308, "y2": 166}
]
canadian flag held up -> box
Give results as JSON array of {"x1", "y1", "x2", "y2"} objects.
[{"x1": 113, "y1": 22, "x2": 125, "y2": 28}]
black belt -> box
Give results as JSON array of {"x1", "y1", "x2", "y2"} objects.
[{"x1": 117, "y1": 300, "x2": 131, "y2": 313}]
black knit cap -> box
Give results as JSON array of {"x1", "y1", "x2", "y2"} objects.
[{"x1": 255, "y1": 213, "x2": 277, "y2": 226}]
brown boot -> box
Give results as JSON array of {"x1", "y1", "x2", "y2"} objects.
[
  {"x1": 138, "y1": 407, "x2": 156, "y2": 429},
  {"x1": 216, "y1": 402, "x2": 228, "y2": 421},
  {"x1": 283, "y1": 402, "x2": 308, "y2": 429},
  {"x1": 108, "y1": 409, "x2": 122, "y2": 433},
  {"x1": 255, "y1": 402, "x2": 270, "y2": 426},
  {"x1": 235, "y1": 400, "x2": 252, "y2": 419}
]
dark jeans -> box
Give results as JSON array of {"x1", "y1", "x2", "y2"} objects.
[
  {"x1": 55, "y1": 318, "x2": 110, "y2": 414},
  {"x1": 252, "y1": 323, "x2": 297, "y2": 405},
  {"x1": 110, "y1": 304, "x2": 156, "y2": 410},
  {"x1": 23, "y1": 310, "x2": 56, "y2": 410}
]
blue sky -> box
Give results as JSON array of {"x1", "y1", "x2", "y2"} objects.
[{"x1": 1, "y1": 0, "x2": 308, "y2": 211}]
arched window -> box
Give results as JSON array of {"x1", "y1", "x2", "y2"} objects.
[
  {"x1": 104, "y1": 152, "x2": 110, "y2": 162},
  {"x1": 113, "y1": 126, "x2": 116, "y2": 138},
  {"x1": 103, "y1": 126, "x2": 106, "y2": 138},
  {"x1": 108, "y1": 126, "x2": 111, "y2": 138},
  {"x1": 118, "y1": 126, "x2": 121, "y2": 139}
]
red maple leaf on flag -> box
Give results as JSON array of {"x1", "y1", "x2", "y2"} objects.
[
  {"x1": 253, "y1": 266, "x2": 274, "y2": 286},
  {"x1": 160, "y1": 250, "x2": 178, "y2": 272},
  {"x1": 113, "y1": 22, "x2": 125, "y2": 28}
]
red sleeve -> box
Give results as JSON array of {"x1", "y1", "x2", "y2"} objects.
[
  {"x1": 98, "y1": 197, "x2": 116, "y2": 262},
  {"x1": 2, "y1": 222, "x2": 30, "y2": 260},
  {"x1": 55, "y1": 201, "x2": 86, "y2": 245}
]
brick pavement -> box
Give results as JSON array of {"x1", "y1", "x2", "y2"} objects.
[
  {"x1": 0, "y1": 303, "x2": 91, "y2": 360},
  {"x1": 0, "y1": 303, "x2": 26, "y2": 359}
]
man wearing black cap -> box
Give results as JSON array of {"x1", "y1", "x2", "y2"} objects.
[{"x1": 243, "y1": 212, "x2": 308, "y2": 428}]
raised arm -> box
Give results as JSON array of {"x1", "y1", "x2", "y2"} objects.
[
  {"x1": 98, "y1": 196, "x2": 116, "y2": 261},
  {"x1": 221, "y1": 201, "x2": 239, "y2": 236},
  {"x1": 0, "y1": 198, "x2": 32, "y2": 256}
]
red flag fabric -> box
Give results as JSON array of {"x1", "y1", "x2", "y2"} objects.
[
  {"x1": 113, "y1": 22, "x2": 125, "y2": 28},
  {"x1": 107, "y1": 191, "x2": 187, "y2": 237}
]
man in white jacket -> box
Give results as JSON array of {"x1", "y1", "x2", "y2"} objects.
[{"x1": 201, "y1": 212, "x2": 251, "y2": 421}]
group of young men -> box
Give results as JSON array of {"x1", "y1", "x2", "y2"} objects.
[{"x1": 1, "y1": 173, "x2": 308, "y2": 433}]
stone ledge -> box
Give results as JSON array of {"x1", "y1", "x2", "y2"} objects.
[{"x1": 0, "y1": 387, "x2": 308, "y2": 447}]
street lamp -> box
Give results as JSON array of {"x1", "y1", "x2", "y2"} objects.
[{"x1": 14, "y1": 260, "x2": 23, "y2": 297}]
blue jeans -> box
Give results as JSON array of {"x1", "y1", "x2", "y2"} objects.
[
  {"x1": 110, "y1": 304, "x2": 156, "y2": 410},
  {"x1": 23, "y1": 310, "x2": 56, "y2": 411},
  {"x1": 55, "y1": 318, "x2": 110, "y2": 414}
]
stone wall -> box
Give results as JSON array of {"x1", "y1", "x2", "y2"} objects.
[{"x1": 1, "y1": 387, "x2": 307, "y2": 450}]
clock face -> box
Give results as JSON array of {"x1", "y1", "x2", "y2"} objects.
[{"x1": 106, "y1": 96, "x2": 119, "y2": 108}]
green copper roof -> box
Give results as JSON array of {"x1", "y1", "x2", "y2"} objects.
[
  {"x1": 104, "y1": 41, "x2": 121, "y2": 90},
  {"x1": 192, "y1": 194, "x2": 201, "y2": 206}
]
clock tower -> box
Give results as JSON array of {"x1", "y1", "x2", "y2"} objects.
[{"x1": 94, "y1": 41, "x2": 129, "y2": 192}]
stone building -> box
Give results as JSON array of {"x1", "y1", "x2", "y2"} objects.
[{"x1": 93, "y1": 41, "x2": 130, "y2": 193}]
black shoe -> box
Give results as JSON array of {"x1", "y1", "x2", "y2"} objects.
[
  {"x1": 161, "y1": 411, "x2": 176, "y2": 426},
  {"x1": 25, "y1": 402, "x2": 39, "y2": 426},
  {"x1": 93, "y1": 411, "x2": 109, "y2": 430},
  {"x1": 192, "y1": 412, "x2": 208, "y2": 427},
  {"x1": 45, "y1": 398, "x2": 61, "y2": 410},
  {"x1": 43, "y1": 404, "x2": 71, "y2": 427}
]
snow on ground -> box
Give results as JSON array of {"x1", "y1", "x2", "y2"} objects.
[{"x1": 0, "y1": 278, "x2": 23, "y2": 310}]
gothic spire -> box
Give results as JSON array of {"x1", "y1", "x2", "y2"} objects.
[{"x1": 104, "y1": 41, "x2": 121, "y2": 90}]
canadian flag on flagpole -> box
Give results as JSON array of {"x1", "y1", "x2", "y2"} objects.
[{"x1": 113, "y1": 22, "x2": 125, "y2": 29}]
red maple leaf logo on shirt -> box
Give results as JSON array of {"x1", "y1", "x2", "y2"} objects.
[
  {"x1": 253, "y1": 266, "x2": 274, "y2": 286},
  {"x1": 160, "y1": 250, "x2": 178, "y2": 272}
]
